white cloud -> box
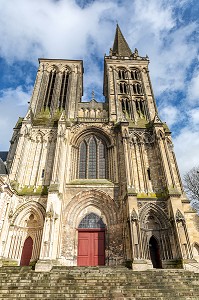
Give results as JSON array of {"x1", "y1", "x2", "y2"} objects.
[
  {"x1": 189, "y1": 108, "x2": 199, "y2": 126},
  {"x1": 187, "y1": 71, "x2": 199, "y2": 105},
  {"x1": 0, "y1": 0, "x2": 198, "y2": 99},
  {"x1": 0, "y1": 0, "x2": 199, "y2": 176},
  {"x1": 174, "y1": 127, "x2": 199, "y2": 176},
  {"x1": 159, "y1": 105, "x2": 179, "y2": 127},
  {"x1": 0, "y1": 86, "x2": 31, "y2": 149}
]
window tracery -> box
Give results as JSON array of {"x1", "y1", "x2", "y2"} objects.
[
  {"x1": 78, "y1": 213, "x2": 105, "y2": 228},
  {"x1": 78, "y1": 135, "x2": 107, "y2": 179}
]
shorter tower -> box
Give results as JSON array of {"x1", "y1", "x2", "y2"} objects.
[{"x1": 0, "y1": 25, "x2": 199, "y2": 271}]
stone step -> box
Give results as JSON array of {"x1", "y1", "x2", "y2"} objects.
[{"x1": 1, "y1": 267, "x2": 199, "y2": 299}]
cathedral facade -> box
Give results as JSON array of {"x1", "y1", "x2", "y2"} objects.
[{"x1": 0, "y1": 25, "x2": 199, "y2": 271}]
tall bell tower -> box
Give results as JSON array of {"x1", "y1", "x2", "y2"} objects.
[
  {"x1": 104, "y1": 24, "x2": 157, "y2": 123},
  {"x1": 103, "y1": 25, "x2": 198, "y2": 270}
]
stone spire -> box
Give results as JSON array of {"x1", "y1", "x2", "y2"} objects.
[{"x1": 112, "y1": 24, "x2": 132, "y2": 57}]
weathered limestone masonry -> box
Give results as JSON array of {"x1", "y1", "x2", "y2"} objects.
[{"x1": 0, "y1": 25, "x2": 199, "y2": 273}]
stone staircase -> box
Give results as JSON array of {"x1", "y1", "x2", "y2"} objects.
[{"x1": 0, "y1": 266, "x2": 199, "y2": 299}]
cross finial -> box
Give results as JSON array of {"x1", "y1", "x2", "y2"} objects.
[{"x1": 92, "y1": 90, "x2": 95, "y2": 99}]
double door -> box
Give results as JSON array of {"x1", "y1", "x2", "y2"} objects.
[{"x1": 77, "y1": 230, "x2": 105, "y2": 266}]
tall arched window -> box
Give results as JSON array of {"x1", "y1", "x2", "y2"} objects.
[
  {"x1": 59, "y1": 71, "x2": 69, "y2": 110},
  {"x1": 78, "y1": 135, "x2": 107, "y2": 179},
  {"x1": 131, "y1": 69, "x2": 140, "y2": 80},
  {"x1": 79, "y1": 141, "x2": 87, "y2": 179},
  {"x1": 44, "y1": 70, "x2": 57, "y2": 109},
  {"x1": 135, "y1": 99, "x2": 146, "y2": 118},
  {"x1": 118, "y1": 69, "x2": 126, "y2": 80},
  {"x1": 88, "y1": 137, "x2": 97, "y2": 178},
  {"x1": 120, "y1": 82, "x2": 128, "y2": 94},
  {"x1": 99, "y1": 142, "x2": 106, "y2": 178}
]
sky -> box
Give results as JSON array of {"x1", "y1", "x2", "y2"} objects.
[{"x1": 0, "y1": 0, "x2": 198, "y2": 177}]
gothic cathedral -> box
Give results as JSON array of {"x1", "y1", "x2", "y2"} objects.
[{"x1": 0, "y1": 25, "x2": 199, "y2": 271}]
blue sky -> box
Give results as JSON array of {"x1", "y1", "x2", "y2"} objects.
[{"x1": 0, "y1": 0, "x2": 198, "y2": 176}]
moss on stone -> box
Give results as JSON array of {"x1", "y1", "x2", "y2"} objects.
[
  {"x1": 128, "y1": 118, "x2": 149, "y2": 129},
  {"x1": 33, "y1": 108, "x2": 63, "y2": 127},
  {"x1": 0, "y1": 259, "x2": 18, "y2": 266},
  {"x1": 15, "y1": 117, "x2": 23, "y2": 129},
  {"x1": 48, "y1": 184, "x2": 59, "y2": 192},
  {"x1": 68, "y1": 179, "x2": 114, "y2": 186},
  {"x1": 10, "y1": 181, "x2": 48, "y2": 195},
  {"x1": 137, "y1": 191, "x2": 169, "y2": 199},
  {"x1": 163, "y1": 122, "x2": 170, "y2": 132}
]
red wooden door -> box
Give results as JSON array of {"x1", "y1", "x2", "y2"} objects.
[
  {"x1": 20, "y1": 236, "x2": 33, "y2": 266},
  {"x1": 78, "y1": 230, "x2": 105, "y2": 266}
]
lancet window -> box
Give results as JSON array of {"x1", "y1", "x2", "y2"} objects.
[
  {"x1": 59, "y1": 71, "x2": 69, "y2": 110},
  {"x1": 121, "y1": 98, "x2": 135, "y2": 120},
  {"x1": 78, "y1": 135, "x2": 107, "y2": 179},
  {"x1": 135, "y1": 98, "x2": 146, "y2": 118},
  {"x1": 131, "y1": 69, "x2": 140, "y2": 80},
  {"x1": 132, "y1": 83, "x2": 142, "y2": 95},
  {"x1": 44, "y1": 70, "x2": 57, "y2": 110},
  {"x1": 118, "y1": 69, "x2": 126, "y2": 80},
  {"x1": 119, "y1": 82, "x2": 128, "y2": 94}
]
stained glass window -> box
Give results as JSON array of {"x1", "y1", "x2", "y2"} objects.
[
  {"x1": 88, "y1": 137, "x2": 97, "y2": 178},
  {"x1": 78, "y1": 135, "x2": 107, "y2": 179},
  {"x1": 78, "y1": 213, "x2": 105, "y2": 228},
  {"x1": 79, "y1": 141, "x2": 87, "y2": 179},
  {"x1": 99, "y1": 142, "x2": 106, "y2": 179}
]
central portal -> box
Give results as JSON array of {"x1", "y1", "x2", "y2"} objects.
[{"x1": 77, "y1": 213, "x2": 105, "y2": 266}]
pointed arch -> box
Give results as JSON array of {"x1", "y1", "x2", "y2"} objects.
[
  {"x1": 139, "y1": 203, "x2": 170, "y2": 229},
  {"x1": 70, "y1": 126, "x2": 113, "y2": 147},
  {"x1": 139, "y1": 203, "x2": 173, "y2": 262},
  {"x1": 63, "y1": 189, "x2": 118, "y2": 229},
  {"x1": 78, "y1": 213, "x2": 106, "y2": 229},
  {"x1": 7, "y1": 201, "x2": 45, "y2": 264},
  {"x1": 11, "y1": 201, "x2": 45, "y2": 226}
]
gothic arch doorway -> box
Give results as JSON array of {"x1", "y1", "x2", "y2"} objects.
[
  {"x1": 149, "y1": 236, "x2": 162, "y2": 268},
  {"x1": 77, "y1": 213, "x2": 105, "y2": 266},
  {"x1": 20, "y1": 236, "x2": 33, "y2": 266}
]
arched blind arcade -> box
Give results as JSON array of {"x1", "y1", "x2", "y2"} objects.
[{"x1": 78, "y1": 135, "x2": 107, "y2": 179}]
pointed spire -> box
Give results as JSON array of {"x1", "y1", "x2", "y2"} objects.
[{"x1": 112, "y1": 24, "x2": 132, "y2": 57}]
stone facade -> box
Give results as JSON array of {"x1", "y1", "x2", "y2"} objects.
[{"x1": 0, "y1": 25, "x2": 199, "y2": 271}]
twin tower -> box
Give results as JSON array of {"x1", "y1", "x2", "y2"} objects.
[{"x1": 0, "y1": 25, "x2": 199, "y2": 271}]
